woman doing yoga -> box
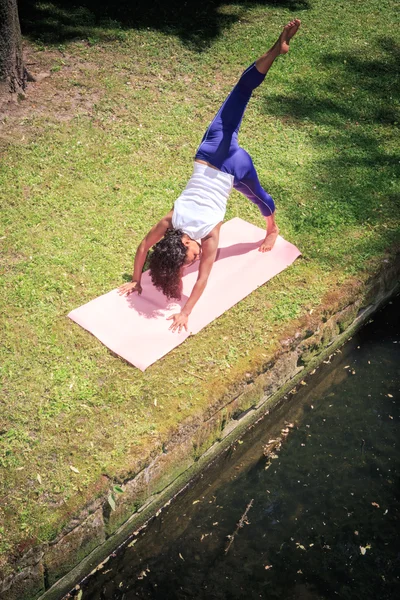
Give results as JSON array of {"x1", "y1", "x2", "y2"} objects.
[{"x1": 119, "y1": 19, "x2": 301, "y2": 332}]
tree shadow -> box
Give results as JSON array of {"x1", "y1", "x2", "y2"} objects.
[
  {"x1": 19, "y1": 0, "x2": 310, "y2": 50},
  {"x1": 265, "y1": 39, "x2": 400, "y2": 127},
  {"x1": 260, "y1": 36, "x2": 400, "y2": 265}
]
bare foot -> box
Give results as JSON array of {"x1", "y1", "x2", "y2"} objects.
[
  {"x1": 277, "y1": 19, "x2": 301, "y2": 55},
  {"x1": 259, "y1": 227, "x2": 279, "y2": 252}
]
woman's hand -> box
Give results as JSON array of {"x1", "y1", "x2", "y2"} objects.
[
  {"x1": 118, "y1": 281, "x2": 143, "y2": 296},
  {"x1": 167, "y1": 312, "x2": 189, "y2": 333}
]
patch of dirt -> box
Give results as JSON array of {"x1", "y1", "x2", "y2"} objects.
[{"x1": 0, "y1": 42, "x2": 103, "y2": 146}]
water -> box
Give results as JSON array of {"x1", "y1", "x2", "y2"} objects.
[{"x1": 68, "y1": 299, "x2": 399, "y2": 600}]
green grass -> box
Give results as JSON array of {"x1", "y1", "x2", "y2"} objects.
[{"x1": 0, "y1": 0, "x2": 399, "y2": 569}]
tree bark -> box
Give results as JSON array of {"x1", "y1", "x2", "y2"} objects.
[{"x1": 0, "y1": 0, "x2": 26, "y2": 103}]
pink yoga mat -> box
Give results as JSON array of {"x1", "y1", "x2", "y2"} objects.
[{"x1": 68, "y1": 218, "x2": 301, "y2": 370}]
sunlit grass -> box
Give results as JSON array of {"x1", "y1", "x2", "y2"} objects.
[{"x1": 0, "y1": 0, "x2": 399, "y2": 562}]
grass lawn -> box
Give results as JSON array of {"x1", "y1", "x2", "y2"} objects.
[{"x1": 0, "y1": 0, "x2": 399, "y2": 570}]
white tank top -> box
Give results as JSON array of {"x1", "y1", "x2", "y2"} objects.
[{"x1": 172, "y1": 162, "x2": 234, "y2": 239}]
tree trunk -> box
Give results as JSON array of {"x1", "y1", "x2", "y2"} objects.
[{"x1": 0, "y1": 0, "x2": 26, "y2": 103}]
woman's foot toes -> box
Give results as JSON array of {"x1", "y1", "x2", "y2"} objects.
[{"x1": 278, "y1": 18, "x2": 301, "y2": 54}]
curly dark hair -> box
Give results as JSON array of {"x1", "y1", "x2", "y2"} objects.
[{"x1": 148, "y1": 228, "x2": 187, "y2": 300}]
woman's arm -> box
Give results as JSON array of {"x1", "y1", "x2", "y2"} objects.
[
  {"x1": 119, "y1": 210, "x2": 173, "y2": 296},
  {"x1": 167, "y1": 226, "x2": 221, "y2": 333}
]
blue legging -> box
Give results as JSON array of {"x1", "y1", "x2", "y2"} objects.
[{"x1": 195, "y1": 62, "x2": 275, "y2": 217}]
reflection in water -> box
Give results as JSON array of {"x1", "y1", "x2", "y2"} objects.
[{"x1": 68, "y1": 300, "x2": 399, "y2": 600}]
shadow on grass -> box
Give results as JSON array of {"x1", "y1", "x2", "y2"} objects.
[
  {"x1": 262, "y1": 36, "x2": 400, "y2": 266},
  {"x1": 19, "y1": 0, "x2": 310, "y2": 50}
]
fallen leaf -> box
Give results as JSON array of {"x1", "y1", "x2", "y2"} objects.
[
  {"x1": 344, "y1": 365, "x2": 350, "y2": 369},
  {"x1": 264, "y1": 565, "x2": 273, "y2": 570},
  {"x1": 76, "y1": 590, "x2": 83, "y2": 600},
  {"x1": 192, "y1": 500, "x2": 201, "y2": 505},
  {"x1": 296, "y1": 543, "x2": 306, "y2": 551},
  {"x1": 384, "y1": 509, "x2": 388, "y2": 515},
  {"x1": 107, "y1": 494, "x2": 116, "y2": 512},
  {"x1": 387, "y1": 394, "x2": 393, "y2": 398},
  {"x1": 69, "y1": 465, "x2": 80, "y2": 474},
  {"x1": 354, "y1": 531, "x2": 359, "y2": 536},
  {"x1": 371, "y1": 502, "x2": 380, "y2": 508},
  {"x1": 179, "y1": 553, "x2": 184, "y2": 561},
  {"x1": 37, "y1": 474, "x2": 42, "y2": 485},
  {"x1": 127, "y1": 539, "x2": 138, "y2": 548},
  {"x1": 300, "y1": 381, "x2": 307, "y2": 386}
]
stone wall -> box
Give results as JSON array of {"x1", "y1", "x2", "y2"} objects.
[{"x1": 1, "y1": 255, "x2": 399, "y2": 600}]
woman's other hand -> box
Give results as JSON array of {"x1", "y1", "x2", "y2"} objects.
[
  {"x1": 118, "y1": 281, "x2": 143, "y2": 296},
  {"x1": 167, "y1": 312, "x2": 189, "y2": 333}
]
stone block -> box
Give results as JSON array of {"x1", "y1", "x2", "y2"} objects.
[
  {"x1": 44, "y1": 507, "x2": 105, "y2": 587},
  {"x1": 106, "y1": 432, "x2": 199, "y2": 534},
  {"x1": 336, "y1": 303, "x2": 358, "y2": 333},
  {"x1": 0, "y1": 548, "x2": 45, "y2": 600}
]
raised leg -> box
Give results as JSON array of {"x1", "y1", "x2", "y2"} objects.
[
  {"x1": 255, "y1": 18, "x2": 301, "y2": 74},
  {"x1": 195, "y1": 63, "x2": 266, "y2": 169},
  {"x1": 196, "y1": 19, "x2": 301, "y2": 169}
]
